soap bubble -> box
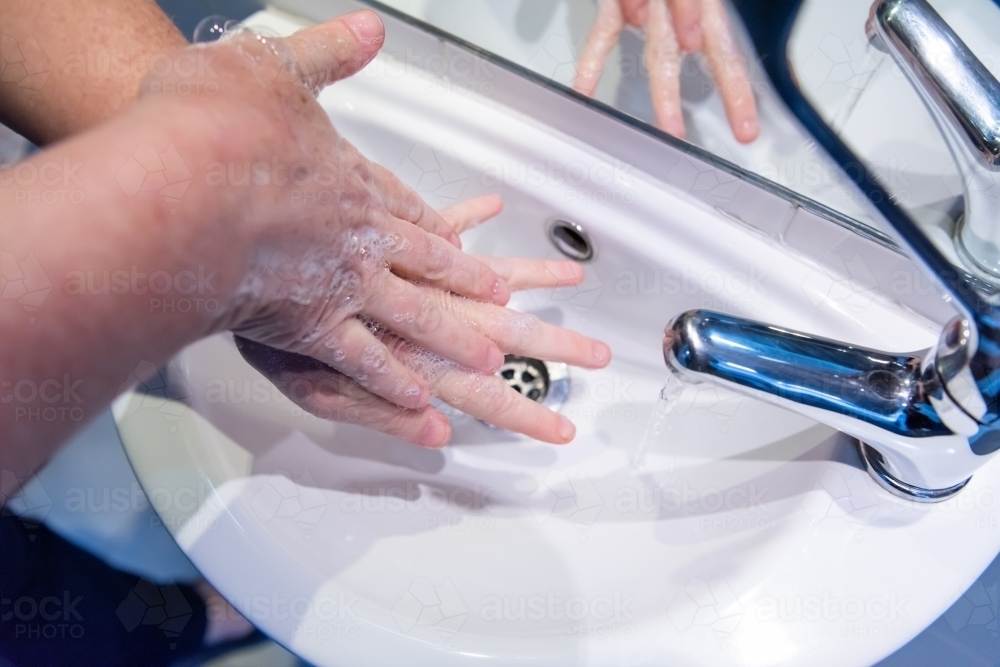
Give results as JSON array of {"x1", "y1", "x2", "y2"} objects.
[{"x1": 193, "y1": 15, "x2": 232, "y2": 43}]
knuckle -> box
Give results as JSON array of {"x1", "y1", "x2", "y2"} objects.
[
  {"x1": 487, "y1": 382, "x2": 521, "y2": 420},
  {"x1": 422, "y1": 237, "x2": 453, "y2": 277},
  {"x1": 397, "y1": 188, "x2": 423, "y2": 221},
  {"x1": 412, "y1": 297, "x2": 443, "y2": 336},
  {"x1": 384, "y1": 408, "x2": 419, "y2": 435}
]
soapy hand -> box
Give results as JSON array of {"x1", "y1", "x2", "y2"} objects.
[
  {"x1": 574, "y1": 0, "x2": 759, "y2": 143},
  {"x1": 138, "y1": 12, "x2": 611, "y2": 447},
  {"x1": 237, "y1": 194, "x2": 611, "y2": 447}
]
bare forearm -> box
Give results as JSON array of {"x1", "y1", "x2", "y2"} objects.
[
  {"x1": 0, "y1": 0, "x2": 187, "y2": 144},
  {"x1": 0, "y1": 97, "x2": 246, "y2": 481}
]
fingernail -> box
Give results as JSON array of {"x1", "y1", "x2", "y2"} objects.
[
  {"x1": 487, "y1": 346, "x2": 506, "y2": 373},
  {"x1": 345, "y1": 10, "x2": 385, "y2": 45},
  {"x1": 413, "y1": 384, "x2": 432, "y2": 408},
  {"x1": 418, "y1": 414, "x2": 450, "y2": 448},
  {"x1": 449, "y1": 231, "x2": 463, "y2": 249},
  {"x1": 593, "y1": 342, "x2": 612, "y2": 366},
  {"x1": 557, "y1": 417, "x2": 576, "y2": 443},
  {"x1": 492, "y1": 278, "x2": 511, "y2": 306},
  {"x1": 565, "y1": 262, "x2": 585, "y2": 282},
  {"x1": 739, "y1": 117, "x2": 760, "y2": 143}
]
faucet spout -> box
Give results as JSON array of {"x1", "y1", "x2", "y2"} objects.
[
  {"x1": 868, "y1": 0, "x2": 1000, "y2": 278},
  {"x1": 707, "y1": 0, "x2": 1000, "y2": 502},
  {"x1": 665, "y1": 311, "x2": 988, "y2": 501}
]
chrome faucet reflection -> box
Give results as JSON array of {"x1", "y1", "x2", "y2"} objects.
[
  {"x1": 665, "y1": 0, "x2": 1000, "y2": 502},
  {"x1": 866, "y1": 0, "x2": 1000, "y2": 280}
]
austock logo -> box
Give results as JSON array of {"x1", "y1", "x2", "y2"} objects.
[
  {"x1": 946, "y1": 580, "x2": 998, "y2": 637},
  {"x1": 528, "y1": 32, "x2": 578, "y2": 84},
  {"x1": 116, "y1": 144, "x2": 193, "y2": 212},
  {"x1": 249, "y1": 471, "x2": 328, "y2": 542},
  {"x1": 395, "y1": 144, "x2": 469, "y2": 205},
  {"x1": 479, "y1": 589, "x2": 636, "y2": 639},
  {"x1": 668, "y1": 155, "x2": 742, "y2": 208},
  {"x1": 1, "y1": 252, "x2": 52, "y2": 323},
  {"x1": 667, "y1": 578, "x2": 744, "y2": 646},
  {"x1": 0, "y1": 35, "x2": 52, "y2": 104},
  {"x1": 1, "y1": 469, "x2": 53, "y2": 539},
  {"x1": 801, "y1": 251, "x2": 879, "y2": 319},
  {"x1": 801, "y1": 466, "x2": 880, "y2": 527},
  {"x1": 2, "y1": 591, "x2": 85, "y2": 640},
  {"x1": 526, "y1": 468, "x2": 603, "y2": 538},
  {"x1": 116, "y1": 580, "x2": 193, "y2": 649},
  {"x1": 117, "y1": 361, "x2": 192, "y2": 431},
  {"x1": 519, "y1": 260, "x2": 604, "y2": 323},
  {"x1": 391, "y1": 578, "x2": 468, "y2": 640},
  {"x1": 798, "y1": 33, "x2": 880, "y2": 125}
]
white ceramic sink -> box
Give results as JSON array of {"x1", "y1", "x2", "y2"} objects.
[{"x1": 114, "y1": 7, "x2": 1000, "y2": 667}]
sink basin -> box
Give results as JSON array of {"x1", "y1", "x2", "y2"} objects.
[{"x1": 114, "y1": 6, "x2": 1000, "y2": 666}]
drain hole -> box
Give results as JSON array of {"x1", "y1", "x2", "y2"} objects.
[
  {"x1": 548, "y1": 221, "x2": 594, "y2": 262},
  {"x1": 498, "y1": 355, "x2": 551, "y2": 403}
]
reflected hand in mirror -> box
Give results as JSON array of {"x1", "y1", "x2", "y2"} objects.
[
  {"x1": 575, "y1": 0, "x2": 759, "y2": 143},
  {"x1": 238, "y1": 194, "x2": 612, "y2": 449}
]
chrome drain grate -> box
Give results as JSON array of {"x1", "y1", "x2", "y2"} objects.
[
  {"x1": 500, "y1": 356, "x2": 550, "y2": 402},
  {"x1": 497, "y1": 355, "x2": 569, "y2": 411}
]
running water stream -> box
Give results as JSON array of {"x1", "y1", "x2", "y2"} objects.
[{"x1": 632, "y1": 372, "x2": 687, "y2": 469}]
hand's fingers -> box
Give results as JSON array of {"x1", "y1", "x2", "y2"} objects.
[
  {"x1": 371, "y1": 163, "x2": 463, "y2": 248},
  {"x1": 701, "y1": 0, "x2": 759, "y2": 143},
  {"x1": 365, "y1": 274, "x2": 506, "y2": 374},
  {"x1": 417, "y1": 287, "x2": 612, "y2": 369},
  {"x1": 285, "y1": 10, "x2": 385, "y2": 91},
  {"x1": 621, "y1": 0, "x2": 651, "y2": 26},
  {"x1": 440, "y1": 372, "x2": 575, "y2": 444},
  {"x1": 386, "y1": 337, "x2": 577, "y2": 444},
  {"x1": 235, "y1": 339, "x2": 452, "y2": 448},
  {"x1": 317, "y1": 318, "x2": 432, "y2": 409},
  {"x1": 476, "y1": 257, "x2": 584, "y2": 291},
  {"x1": 645, "y1": 0, "x2": 686, "y2": 139},
  {"x1": 439, "y1": 195, "x2": 504, "y2": 235},
  {"x1": 574, "y1": 0, "x2": 625, "y2": 97},
  {"x1": 668, "y1": 0, "x2": 703, "y2": 51},
  {"x1": 383, "y1": 219, "x2": 511, "y2": 305}
]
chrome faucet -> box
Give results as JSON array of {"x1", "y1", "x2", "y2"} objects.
[
  {"x1": 866, "y1": 0, "x2": 1000, "y2": 280},
  {"x1": 666, "y1": 0, "x2": 1000, "y2": 502}
]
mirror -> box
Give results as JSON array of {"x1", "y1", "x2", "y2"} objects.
[
  {"x1": 785, "y1": 0, "x2": 1000, "y2": 288},
  {"x1": 365, "y1": 0, "x2": 1000, "y2": 284},
  {"x1": 364, "y1": 0, "x2": 901, "y2": 230}
]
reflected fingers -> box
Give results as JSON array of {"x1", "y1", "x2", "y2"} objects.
[
  {"x1": 701, "y1": 0, "x2": 759, "y2": 143},
  {"x1": 668, "y1": 0, "x2": 703, "y2": 51},
  {"x1": 575, "y1": 0, "x2": 626, "y2": 97},
  {"x1": 645, "y1": 0, "x2": 686, "y2": 138}
]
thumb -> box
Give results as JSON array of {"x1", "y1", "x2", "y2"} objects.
[{"x1": 287, "y1": 10, "x2": 385, "y2": 92}]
